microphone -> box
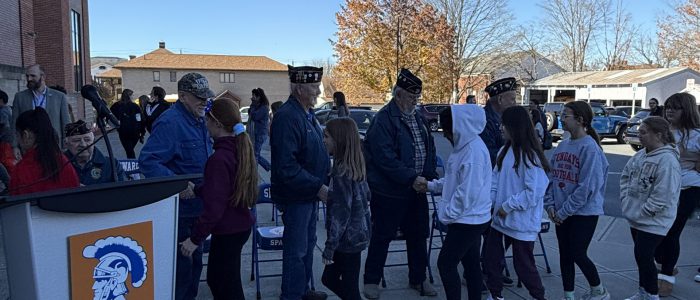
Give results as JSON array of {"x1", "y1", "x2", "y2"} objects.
[{"x1": 81, "y1": 85, "x2": 120, "y2": 128}]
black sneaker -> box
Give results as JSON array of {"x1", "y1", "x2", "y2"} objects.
[
  {"x1": 502, "y1": 276, "x2": 514, "y2": 287},
  {"x1": 301, "y1": 290, "x2": 328, "y2": 300}
]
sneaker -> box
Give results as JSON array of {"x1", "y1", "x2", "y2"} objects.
[
  {"x1": 503, "y1": 276, "x2": 514, "y2": 287},
  {"x1": 624, "y1": 288, "x2": 645, "y2": 300},
  {"x1": 363, "y1": 284, "x2": 380, "y2": 299},
  {"x1": 486, "y1": 295, "x2": 505, "y2": 300},
  {"x1": 657, "y1": 279, "x2": 673, "y2": 297},
  {"x1": 301, "y1": 290, "x2": 328, "y2": 300},
  {"x1": 695, "y1": 274, "x2": 700, "y2": 283},
  {"x1": 581, "y1": 288, "x2": 610, "y2": 300},
  {"x1": 410, "y1": 280, "x2": 438, "y2": 297}
]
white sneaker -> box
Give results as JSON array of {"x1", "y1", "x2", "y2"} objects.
[
  {"x1": 486, "y1": 295, "x2": 504, "y2": 300},
  {"x1": 582, "y1": 288, "x2": 610, "y2": 300},
  {"x1": 695, "y1": 273, "x2": 700, "y2": 282}
]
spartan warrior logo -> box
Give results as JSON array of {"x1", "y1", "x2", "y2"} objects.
[{"x1": 83, "y1": 236, "x2": 148, "y2": 300}]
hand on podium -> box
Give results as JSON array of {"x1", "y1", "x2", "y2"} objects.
[
  {"x1": 180, "y1": 238, "x2": 198, "y2": 257},
  {"x1": 179, "y1": 181, "x2": 196, "y2": 199}
]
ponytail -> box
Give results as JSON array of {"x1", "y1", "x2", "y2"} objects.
[
  {"x1": 585, "y1": 124, "x2": 601, "y2": 147},
  {"x1": 231, "y1": 132, "x2": 258, "y2": 208}
]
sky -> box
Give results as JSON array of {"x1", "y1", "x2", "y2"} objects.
[{"x1": 89, "y1": 0, "x2": 671, "y2": 65}]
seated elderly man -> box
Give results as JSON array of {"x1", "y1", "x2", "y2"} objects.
[{"x1": 64, "y1": 120, "x2": 125, "y2": 185}]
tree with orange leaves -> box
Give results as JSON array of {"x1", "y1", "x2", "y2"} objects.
[
  {"x1": 658, "y1": 0, "x2": 700, "y2": 70},
  {"x1": 333, "y1": 0, "x2": 454, "y2": 104}
]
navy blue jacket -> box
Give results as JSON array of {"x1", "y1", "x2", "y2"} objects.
[
  {"x1": 270, "y1": 97, "x2": 330, "y2": 204},
  {"x1": 479, "y1": 102, "x2": 503, "y2": 167},
  {"x1": 363, "y1": 99, "x2": 438, "y2": 199},
  {"x1": 138, "y1": 100, "x2": 212, "y2": 217},
  {"x1": 64, "y1": 148, "x2": 126, "y2": 185},
  {"x1": 249, "y1": 103, "x2": 270, "y2": 137}
]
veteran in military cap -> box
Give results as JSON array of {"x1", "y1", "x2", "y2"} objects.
[
  {"x1": 480, "y1": 77, "x2": 517, "y2": 165},
  {"x1": 64, "y1": 120, "x2": 126, "y2": 185},
  {"x1": 362, "y1": 68, "x2": 439, "y2": 298},
  {"x1": 270, "y1": 65, "x2": 330, "y2": 300}
]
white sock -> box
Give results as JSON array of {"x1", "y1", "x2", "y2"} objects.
[{"x1": 658, "y1": 273, "x2": 676, "y2": 284}]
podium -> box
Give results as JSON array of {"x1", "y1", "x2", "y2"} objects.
[{"x1": 0, "y1": 174, "x2": 198, "y2": 300}]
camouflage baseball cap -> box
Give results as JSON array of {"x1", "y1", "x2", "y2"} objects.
[{"x1": 178, "y1": 72, "x2": 215, "y2": 99}]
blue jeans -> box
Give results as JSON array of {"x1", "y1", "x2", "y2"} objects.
[
  {"x1": 280, "y1": 201, "x2": 318, "y2": 300},
  {"x1": 176, "y1": 217, "x2": 204, "y2": 300},
  {"x1": 254, "y1": 134, "x2": 271, "y2": 171}
]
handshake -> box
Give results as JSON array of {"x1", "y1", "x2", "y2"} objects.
[{"x1": 412, "y1": 176, "x2": 428, "y2": 193}]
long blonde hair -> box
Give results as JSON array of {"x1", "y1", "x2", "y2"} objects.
[
  {"x1": 325, "y1": 118, "x2": 366, "y2": 181},
  {"x1": 208, "y1": 97, "x2": 259, "y2": 207}
]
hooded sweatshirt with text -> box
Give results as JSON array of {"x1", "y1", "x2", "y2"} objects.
[
  {"x1": 620, "y1": 144, "x2": 681, "y2": 236},
  {"x1": 427, "y1": 104, "x2": 492, "y2": 225},
  {"x1": 544, "y1": 135, "x2": 609, "y2": 221}
]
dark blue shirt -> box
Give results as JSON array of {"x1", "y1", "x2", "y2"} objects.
[
  {"x1": 479, "y1": 102, "x2": 503, "y2": 167},
  {"x1": 138, "y1": 100, "x2": 212, "y2": 217},
  {"x1": 64, "y1": 148, "x2": 126, "y2": 185}
]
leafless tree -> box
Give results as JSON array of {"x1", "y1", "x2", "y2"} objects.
[
  {"x1": 631, "y1": 33, "x2": 671, "y2": 67},
  {"x1": 430, "y1": 0, "x2": 515, "y2": 102},
  {"x1": 595, "y1": 0, "x2": 636, "y2": 70},
  {"x1": 540, "y1": 0, "x2": 610, "y2": 72},
  {"x1": 506, "y1": 25, "x2": 564, "y2": 83}
]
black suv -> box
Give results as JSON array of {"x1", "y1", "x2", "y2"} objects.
[{"x1": 416, "y1": 104, "x2": 450, "y2": 131}]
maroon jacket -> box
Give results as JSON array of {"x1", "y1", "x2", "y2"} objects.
[{"x1": 191, "y1": 136, "x2": 255, "y2": 245}]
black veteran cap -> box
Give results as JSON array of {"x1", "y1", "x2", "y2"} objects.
[
  {"x1": 65, "y1": 120, "x2": 91, "y2": 137},
  {"x1": 396, "y1": 68, "x2": 422, "y2": 95},
  {"x1": 485, "y1": 77, "x2": 517, "y2": 97},
  {"x1": 288, "y1": 65, "x2": 323, "y2": 83},
  {"x1": 178, "y1": 72, "x2": 215, "y2": 99}
]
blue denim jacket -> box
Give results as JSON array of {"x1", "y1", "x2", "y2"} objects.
[
  {"x1": 270, "y1": 97, "x2": 330, "y2": 204},
  {"x1": 138, "y1": 100, "x2": 212, "y2": 217}
]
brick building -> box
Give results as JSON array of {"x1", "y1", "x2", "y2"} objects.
[{"x1": 0, "y1": 0, "x2": 92, "y2": 121}]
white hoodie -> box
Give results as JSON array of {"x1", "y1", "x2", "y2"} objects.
[{"x1": 428, "y1": 104, "x2": 492, "y2": 225}]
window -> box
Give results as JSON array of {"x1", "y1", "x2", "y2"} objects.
[
  {"x1": 153, "y1": 71, "x2": 160, "y2": 82},
  {"x1": 170, "y1": 71, "x2": 177, "y2": 82},
  {"x1": 220, "y1": 72, "x2": 235, "y2": 83},
  {"x1": 70, "y1": 10, "x2": 83, "y2": 91}
]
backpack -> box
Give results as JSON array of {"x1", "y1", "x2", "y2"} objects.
[{"x1": 542, "y1": 128, "x2": 553, "y2": 150}]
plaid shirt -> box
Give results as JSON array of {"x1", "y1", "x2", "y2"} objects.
[{"x1": 402, "y1": 112, "x2": 426, "y2": 174}]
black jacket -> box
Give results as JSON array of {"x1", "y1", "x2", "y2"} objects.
[
  {"x1": 363, "y1": 99, "x2": 438, "y2": 199},
  {"x1": 143, "y1": 100, "x2": 171, "y2": 134}
]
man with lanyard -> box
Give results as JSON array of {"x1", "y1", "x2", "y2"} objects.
[
  {"x1": 362, "y1": 68, "x2": 439, "y2": 298},
  {"x1": 11, "y1": 64, "x2": 71, "y2": 157},
  {"x1": 270, "y1": 65, "x2": 330, "y2": 300},
  {"x1": 138, "y1": 72, "x2": 214, "y2": 300},
  {"x1": 63, "y1": 120, "x2": 126, "y2": 185}
]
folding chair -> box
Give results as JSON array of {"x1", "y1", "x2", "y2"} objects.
[
  {"x1": 382, "y1": 155, "x2": 444, "y2": 286},
  {"x1": 250, "y1": 183, "x2": 284, "y2": 300},
  {"x1": 250, "y1": 183, "x2": 316, "y2": 299},
  {"x1": 426, "y1": 155, "x2": 446, "y2": 283}
]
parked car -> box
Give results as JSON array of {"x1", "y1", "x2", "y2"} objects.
[
  {"x1": 313, "y1": 101, "x2": 373, "y2": 112},
  {"x1": 543, "y1": 102, "x2": 565, "y2": 131},
  {"x1": 240, "y1": 106, "x2": 249, "y2": 124},
  {"x1": 315, "y1": 109, "x2": 377, "y2": 139},
  {"x1": 608, "y1": 106, "x2": 634, "y2": 118},
  {"x1": 547, "y1": 102, "x2": 629, "y2": 143},
  {"x1": 623, "y1": 109, "x2": 651, "y2": 151},
  {"x1": 416, "y1": 104, "x2": 450, "y2": 132}
]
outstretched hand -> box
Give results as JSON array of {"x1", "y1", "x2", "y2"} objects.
[{"x1": 413, "y1": 176, "x2": 428, "y2": 193}]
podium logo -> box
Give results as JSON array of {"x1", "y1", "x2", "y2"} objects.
[{"x1": 69, "y1": 222, "x2": 154, "y2": 300}]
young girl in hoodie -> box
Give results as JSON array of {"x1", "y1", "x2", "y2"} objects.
[
  {"x1": 620, "y1": 116, "x2": 681, "y2": 300},
  {"x1": 544, "y1": 101, "x2": 610, "y2": 300},
  {"x1": 321, "y1": 118, "x2": 371, "y2": 300},
  {"x1": 427, "y1": 104, "x2": 492, "y2": 300},
  {"x1": 484, "y1": 106, "x2": 550, "y2": 300},
  {"x1": 179, "y1": 98, "x2": 257, "y2": 300},
  {"x1": 654, "y1": 93, "x2": 700, "y2": 296}
]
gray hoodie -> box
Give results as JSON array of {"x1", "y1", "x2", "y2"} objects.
[{"x1": 620, "y1": 144, "x2": 681, "y2": 236}]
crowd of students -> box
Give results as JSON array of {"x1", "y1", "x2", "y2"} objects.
[{"x1": 2, "y1": 63, "x2": 699, "y2": 300}]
